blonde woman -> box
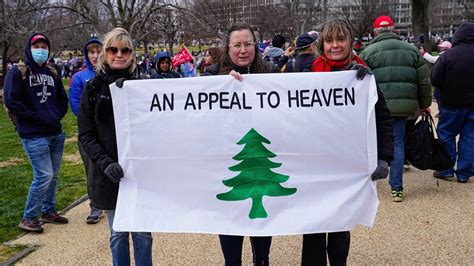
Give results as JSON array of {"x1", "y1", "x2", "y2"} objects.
[{"x1": 78, "y1": 28, "x2": 153, "y2": 266}]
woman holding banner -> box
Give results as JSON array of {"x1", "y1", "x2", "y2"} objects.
[
  {"x1": 78, "y1": 28, "x2": 153, "y2": 266},
  {"x1": 204, "y1": 23, "x2": 275, "y2": 266},
  {"x1": 301, "y1": 19, "x2": 394, "y2": 265}
]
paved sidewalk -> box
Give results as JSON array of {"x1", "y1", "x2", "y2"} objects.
[{"x1": 9, "y1": 166, "x2": 474, "y2": 265}]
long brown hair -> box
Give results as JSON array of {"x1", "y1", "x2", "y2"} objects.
[
  {"x1": 218, "y1": 23, "x2": 272, "y2": 74},
  {"x1": 207, "y1": 47, "x2": 224, "y2": 64}
]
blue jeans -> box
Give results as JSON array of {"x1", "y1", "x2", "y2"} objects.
[
  {"x1": 21, "y1": 132, "x2": 65, "y2": 219},
  {"x1": 389, "y1": 117, "x2": 407, "y2": 191},
  {"x1": 434, "y1": 88, "x2": 441, "y2": 107},
  {"x1": 437, "y1": 107, "x2": 474, "y2": 181},
  {"x1": 107, "y1": 210, "x2": 153, "y2": 266},
  {"x1": 218, "y1": 235, "x2": 271, "y2": 266}
]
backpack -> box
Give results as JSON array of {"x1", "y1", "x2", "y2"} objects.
[
  {"x1": 3, "y1": 62, "x2": 59, "y2": 130},
  {"x1": 404, "y1": 114, "x2": 454, "y2": 171}
]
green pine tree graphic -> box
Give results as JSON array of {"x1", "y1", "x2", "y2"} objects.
[{"x1": 216, "y1": 128, "x2": 297, "y2": 219}]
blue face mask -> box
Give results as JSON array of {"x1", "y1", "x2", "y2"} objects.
[{"x1": 31, "y1": 48, "x2": 49, "y2": 64}]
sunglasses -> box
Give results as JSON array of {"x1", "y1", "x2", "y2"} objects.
[{"x1": 106, "y1": 46, "x2": 133, "y2": 55}]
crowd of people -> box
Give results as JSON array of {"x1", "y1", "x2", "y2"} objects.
[{"x1": 2, "y1": 15, "x2": 473, "y2": 265}]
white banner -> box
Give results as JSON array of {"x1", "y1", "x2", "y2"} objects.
[{"x1": 110, "y1": 72, "x2": 379, "y2": 236}]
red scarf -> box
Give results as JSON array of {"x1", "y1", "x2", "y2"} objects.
[{"x1": 311, "y1": 54, "x2": 366, "y2": 72}]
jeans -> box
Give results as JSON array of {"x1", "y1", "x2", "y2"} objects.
[
  {"x1": 21, "y1": 132, "x2": 65, "y2": 219},
  {"x1": 437, "y1": 107, "x2": 474, "y2": 181},
  {"x1": 434, "y1": 88, "x2": 441, "y2": 107},
  {"x1": 389, "y1": 117, "x2": 407, "y2": 191},
  {"x1": 218, "y1": 235, "x2": 271, "y2": 266},
  {"x1": 301, "y1": 232, "x2": 351, "y2": 266},
  {"x1": 107, "y1": 210, "x2": 153, "y2": 266}
]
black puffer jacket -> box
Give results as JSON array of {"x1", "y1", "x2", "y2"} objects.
[
  {"x1": 431, "y1": 22, "x2": 474, "y2": 108},
  {"x1": 78, "y1": 67, "x2": 137, "y2": 210}
]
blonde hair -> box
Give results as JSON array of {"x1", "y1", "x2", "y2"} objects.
[
  {"x1": 317, "y1": 19, "x2": 353, "y2": 55},
  {"x1": 96, "y1": 28, "x2": 136, "y2": 74}
]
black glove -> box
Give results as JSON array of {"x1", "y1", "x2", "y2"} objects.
[
  {"x1": 104, "y1": 163, "x2": 124, "y2": 183},
  {"x1": 371, "y1": 160, "x2": 389, "y2": 181},
  {"x1": 348, "y1": 63, "x2": 373, "y2": 80},
  {"x1": 115, "y1": 78, "x2": 127, "y2": 88}
]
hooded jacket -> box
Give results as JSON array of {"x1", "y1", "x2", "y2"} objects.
[
  {"x1": 69, "y1": 37, "x2": 102, "y2": 116},
  {"x1": 431, "y1": 22, "x2": 474, "y2": 108},
  {"x1": 151, "y1": 51, "x2": 181, "y2": 79},
  {"x1": 263, "y1": 46, "x2": 285, "y2": 69},
  {"x1": 3, "y1": 33, "x2": 69, "y2": 139},
  {"x1": 359, "y1": 31, "x2": 432, "y2": 117}
]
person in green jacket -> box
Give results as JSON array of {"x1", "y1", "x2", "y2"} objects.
[{"x1": 360, "y1": 15, "x2": 432, "y2": 202}]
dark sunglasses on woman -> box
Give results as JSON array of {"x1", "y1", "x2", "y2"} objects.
[{"x1": 106, "y1": 46, "x2": 133, "y2": 55}]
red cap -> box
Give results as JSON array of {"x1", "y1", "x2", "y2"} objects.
[
  {"x1": 374, "y1": 16, "x2": 394, "y2": 29},
  {"x1": 353, "y1": 41, "x2": 362, "y2": 50},
  {"x1": 30, "y1": 34, "x2": 47, "y2": 45}
]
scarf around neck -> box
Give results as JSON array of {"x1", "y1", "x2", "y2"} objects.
[{"x1": 311, "y1": 53, "x2": 366, "y2": 72}]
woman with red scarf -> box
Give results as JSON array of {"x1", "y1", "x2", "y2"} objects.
[{"x1": 302, "y1": 19, "x2": 394, "y2": 265}]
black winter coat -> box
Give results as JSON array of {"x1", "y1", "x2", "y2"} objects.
[
  {"x1": 77, "y1": 68, "x2": 136, "y2": 210},
  {"x1": 374, "y1": 87, "x2": 394, "y2": 164},
  {"x1": 431, "y1": 22, "x2": 474, "y2": 108}
]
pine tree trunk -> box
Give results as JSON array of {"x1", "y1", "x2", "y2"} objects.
[{"x1": 249, "y1": 195, "x2": 268, "y2": 219}]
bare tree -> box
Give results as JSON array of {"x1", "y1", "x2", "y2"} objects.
[
  {"x1": 1, "y1": 0, "x2": 51, "y2": 78},
  {"x1": 151, "y1": 6, "x2": 184, "y2": 54},
  {"x1": 46, "y1": 0, "x2": 177, "y2": 44},
  {"x1": 279, "y1": 0, "x2": 323, "y2": 36},
  {"x1": 464, "y1": 1, "x2": 474, "y2": 20},
  {"x1": 248, "y1": 0, "x2": 323, "y2": 41},
  {"x1": 337, "y1": 0, "x2": 393, "y2": 39},
  {"x1": 250, "y1": 4, "x2": 289, "y2": 41},
  {"x1": 182, "y1": 0, "x2": 246, "y2": 41}
]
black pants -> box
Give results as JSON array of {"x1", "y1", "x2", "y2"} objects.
[
  {"x1": 219, "y1": 235, "x2": 271, "y2": 266},
  {"x1": 78, "y1": 139, "x2": 99, "y2": 210},
  {"x1": 301, "y1": 231, "x2": 350, "y2": 266},
  {"x1": 405, "y1": 118, "x2": 417, "y2": 135}
]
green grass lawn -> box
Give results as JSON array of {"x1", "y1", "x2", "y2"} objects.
[{"x1": 0, "y1": 81, "x2": 86, "y2": 244}]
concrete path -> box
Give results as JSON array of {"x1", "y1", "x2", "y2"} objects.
[{"x1": 9, "y1": 167, "x2": 474, "y2": 265}]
